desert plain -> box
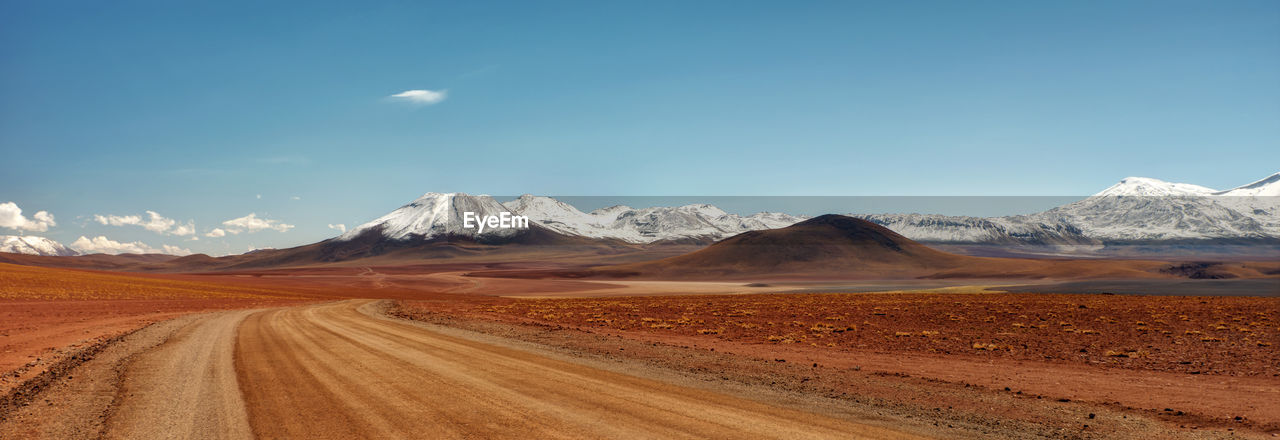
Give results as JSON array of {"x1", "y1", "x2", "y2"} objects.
[{"x1": 1, "y1": 240, "x2": 1277, "y2": 440}]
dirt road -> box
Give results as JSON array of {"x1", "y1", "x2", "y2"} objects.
[
  {"x1": 105, "y1": 309, "x2": 254, "y2": 439},
  {"x1": 232, "y1": 300, "x2": 922, "y2": 439},
  {"x1": 11, "y1": 300, "x2": 920, "y2": 439}
]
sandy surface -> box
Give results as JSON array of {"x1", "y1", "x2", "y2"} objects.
[
  {"x1": 104, "y1": 309, "x2": 255, "y2": 439},
  {"x1": 235, "y1": 300, "x2": 923, "y2": 439},
  {"x1": 0, "y1": 299, "x2": 296, "y2": 399},
  {"x1": 0, "y1": 314, "x2": 202, "y2": 439}
]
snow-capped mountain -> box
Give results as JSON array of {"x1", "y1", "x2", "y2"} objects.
[
  {"x1": 857, "y1": 172, "x2": 1280, "y2": 246},
  {"x1": 1036, "y1": 176, "x2": 1278, "y2": 241},
  {"x1": 502, "y1": 195, "x2": 806, "y2": 243},
  {"x1": 1215, "y1": 172, "x2": 1280, "y2": 197},
  {"x1": 1090, "y1": 177, "x2": 1216, "y2": 197},
  {"x1": 499, "y1": 195, "x2": 605, "y2": 238},
  {"x1": 338, "y1": 172, "x2": 1276, "y2": 253},
  {"x1": 1, "y1": 235, "x2": 78, "y2": 256},
  {"x1": 339, "y1": 193, "x2": 525, "y2": 242},
  {"x1": 855, "y1": 214, "x2": 1093, "y2": 246},
  {"x1": 335, "y1": 192, "x2": 805, "y2": 246}
]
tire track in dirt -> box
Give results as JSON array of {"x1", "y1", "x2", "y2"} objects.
[
  {"x1": 0, "y1": 314, "x2": 202, "y2": 440},
  {"x1": 103, "y1": 310, "x2": 254, "y2": 439},
  {"x1": 235, "y1": 300, "x2": 925, "y2": 439}
]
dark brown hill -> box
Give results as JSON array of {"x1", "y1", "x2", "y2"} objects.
[{"x1": 605, "y1": 215, "x2": 971, "y2": 279}]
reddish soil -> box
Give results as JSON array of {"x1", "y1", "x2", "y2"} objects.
[
  {"x1": 400, "y1": 293, "x2": 1280, "y2": 376},
  {"x1": 0, "y1": 298, "x2": 298, "y2": 395},
  {"x1": 397, "y1": 292, "x2": 1280, "y2": 432},
  {"x1": 0, "y1": 263, "x2": 316, "y2": 396},
  {"x1": 5, "y1": 254, "x2": 1279, "y2": 437}
]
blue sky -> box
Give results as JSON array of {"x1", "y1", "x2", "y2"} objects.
[{"x1": 1, "y1": 0, "x2": 1277, "y2": 255}]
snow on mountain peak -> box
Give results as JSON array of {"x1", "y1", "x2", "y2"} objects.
[
  {"x1": 1, "y1": 235, "x2": 78, "y2": 256},
  {"x1": 1017, "y1": 172, "x2": 1280, "y2": 241},
  {"x1": 501, "y1": 195, "x2": 602, "y2": 237},
  {"x1": 498, "y1": 198, "x2": 805, "y2": 243},
  {"x1": 679, "y1": 204, "x2": 729, "y2": 218},
  {"x1": 503, "y1": 195, "x2": 587, "y2": 218},
  {"x1": 587, "y1": 205, "x2": 634, "y2": 222},
  {"x1": 339, "y1": 192, "x2": 522, "y2": 241},
  {"x1": 343, "y1": 192, "x2": 805, "y2": 245},
  {"x1": 335, "y1": 172, "x2": 1276, "y2": 247},
  {"x1": 1216, "y1": 172, "x2": 1280, "y2": 197},
  {"x1": 1091, "y1": 177, "x2": 1217, "y2": 197}
]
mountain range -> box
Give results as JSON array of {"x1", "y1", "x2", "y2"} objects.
[
  {"x1": 327, "y1": 172, "x2": 1280, "y2": 259},
  {"x1": 4, "y1": 172, "x2": 1277, "y2": 258},
  {"x1": 860, "y1": 173, "x2": 1280, "y2": 255}
]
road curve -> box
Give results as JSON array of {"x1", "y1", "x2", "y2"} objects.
[
  {"x1": 234, "y1": 300, "x2": 924, "y2": 439},
  {"x1": 105, "y1": 309, "x2": 254, "y2": 439}
]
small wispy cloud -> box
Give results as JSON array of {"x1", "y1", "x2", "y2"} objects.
[
  {"x1": 221, "y1": 213, "x2": 294, "y2": 234},
  {"x1": 0, "y1": 202, "x2": 55, "y2": 232},
  {"x1": 327, "y1": 223, "x2": 347, "y2": 233},
  {"x1": 205, "y1": 228, "x2": 227, "y2": 238},
  {"x1": 389, "y1": 89, "x2": 447, "y2": 105}
]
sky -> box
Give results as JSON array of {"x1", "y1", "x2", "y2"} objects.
[{"x1": 1, "y1": 0, "x2": 1277, "y2": 255}]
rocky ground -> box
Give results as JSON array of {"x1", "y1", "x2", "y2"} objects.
[{"x1": 395, "y1": 292, "x2": 1280, "y2": 437}]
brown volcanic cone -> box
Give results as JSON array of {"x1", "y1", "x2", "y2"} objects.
[{"x1": 608, "y1": 214, "x2": 970, "y2": 279}]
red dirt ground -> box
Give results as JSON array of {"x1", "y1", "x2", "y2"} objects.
[
  {"x1": 401, "y1": 293, "x2": 1280, "y2": 376},
  {"x1": 6, "y1": 257, "x2": 1280, "y2": 434},
  {"x1": 0, "y1": 298, "x2": 300, "y2": 393},
  {"x1": 398, "y1": 292, "x2": 1280, "y2": 431},
  {"x1": 0, "y1": 263, "x2": 320, "y2": 395}
]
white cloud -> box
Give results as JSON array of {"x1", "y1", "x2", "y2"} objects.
[
  {"x1": 93, "y1": 211, "x2": 194, "y2": 236},
  {"x1": 328, "y1": 223, "x2": 347, "y2": 233},
  {"x1": 256, "y1": 194, "x2": 262, "y2": 200},
  {"x1": 69, "y1": 236, "x2": 192, "y2": 256},
  {"x1": 71, "y1": 236, "x2": 150, "y2": 254},
  {"x1": 389, "y1": 89, "x2": 447, "y2": 105},
  {"x1": 222, "y1": 213, "x2": 294, "y2": 234},
  {"x1": 291, "y1": 196, "x2": 301, "y2": 200},
  {"x1": 94, "y1": 214, "x2": 141, "y2": 227},
  {"x1": 170, "y1": 222, "x2": 196, "y2": 236},
  {"x1": 161, "y1": 244, "x2": 194, "y2": 256},
  {"x1": 0, "y1": 202, "x2": 56, "y2": 232},
  {"x1": 205, "y1": 228, "x2": 227, "y2": 238}
]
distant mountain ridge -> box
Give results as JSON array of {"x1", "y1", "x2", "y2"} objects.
[
  {"x1": 548, "y1": 214, "x2": 1208, "y2": 281},
  {"x1": 603, "y1": 215, "x2": 969, "y2": 279},
  {"x1": 1214, "y1": 173, "x2": 1280, "y2": 197},
  {"x1": 328, "y1": 173, "x2": 1278, "y2": 257},
  {"x1": 860, "y1": 172, "x2": 1280, "y2": 249},
  {"x1": 339, "y1": 192, "x2": 526, "y2": 242},
  {"x1": 0, "y1": 235, "x2": 78, "y2": 256},
  {"x1": 501, "y1": 195, "x2": 804, "y2": 244},
  {"x1": 5, "y1": 172, "x2": 1275, "y2": 259},
  {"x1": 333, "y1": 192, "x2": 806, "y2": 247}
]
